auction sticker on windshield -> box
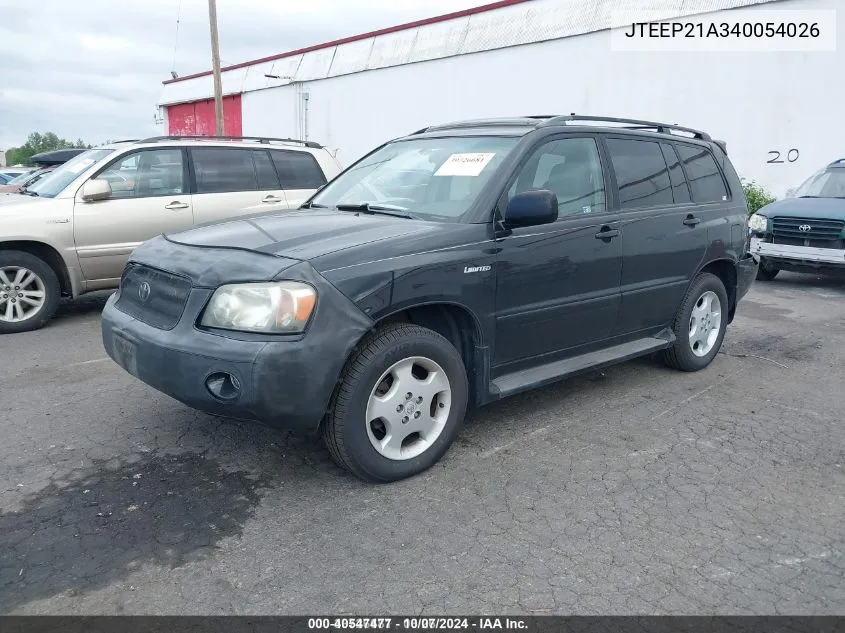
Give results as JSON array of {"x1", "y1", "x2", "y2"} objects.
[{"x1": 434, "y1": 153, "x2": 496, "y2": 177}]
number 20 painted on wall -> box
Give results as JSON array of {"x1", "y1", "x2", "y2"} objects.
[{"x1": 767, "y1": 149, "x2": 799, "y2": 163}]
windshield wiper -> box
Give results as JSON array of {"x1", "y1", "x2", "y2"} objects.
[
  {"x1": 335, "y1": 202, "x2": 415, "y2": 219},
  {"x1": 798, "y1": 195, "x2": 820, "y2": 198}
]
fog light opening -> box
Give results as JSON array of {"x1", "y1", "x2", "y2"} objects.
[{"x1": 205, "y1": 372, "x2": 241, "y2": 402}]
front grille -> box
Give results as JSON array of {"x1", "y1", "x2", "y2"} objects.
[
  {"x1": 115, "y1": 264, "x2": 192, "y2": 330},
  {"x1": 772, "y1": 236, "x2": 845, "y2": 250},
  {"x1": 771, "y1": 216, "x2": 844, "y2": 241}
]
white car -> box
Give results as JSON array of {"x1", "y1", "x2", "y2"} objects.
[{"x1": 0, "y1": 135, "x2": 343, "y2": 333}]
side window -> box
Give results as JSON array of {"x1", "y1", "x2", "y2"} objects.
[
  {"x1": 97, "y1": 149, "x2": 185, "y2": 199},
  {"x1": 508, "y1": 137, "x2": 606, "y2": 218},
  {"x1": 675, "y1": 144, "x2": 729, "y2": 203},
  {"x1": 192, "y1": 148, "x2": 257, "y2": 194},
  {"x1": 660, "y1": 142, "x2": 692, "y2": 203},
  {"x1": 252, "y1": 150, "x2": 280, "y2": 190},
  {"x1": 605, "y1": 138, "x2": 673, "y2": 209},
  {"x1": 270, "y1": 150, "x2": 327, "y2": 189}
]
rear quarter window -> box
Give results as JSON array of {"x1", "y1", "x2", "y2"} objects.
[
  {"x1": 674, "y1": 144, "x2": 729, "y2": 203},
  {"x1": 270, "y1": 150, "x2": 327, "y2": 189}
]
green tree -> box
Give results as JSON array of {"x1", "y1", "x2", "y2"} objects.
[
  {"x1": 742, "y1": 178, "x2": 776, "y2": 215},
  {"x1": 5, "y1": 132, "x2": 90, "y2": 166}
]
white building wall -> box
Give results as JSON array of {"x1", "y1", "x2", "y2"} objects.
[{"x1": 166, "y1": 0, "x2": 843, "y2": 198}]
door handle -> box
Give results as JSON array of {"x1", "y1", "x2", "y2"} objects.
[
  {"x1": 595, "y1": 227, "x2": 620, "y2": 240},
  {"x1": 164, "y1": 201, "x2": 189, "y2": 210},
  {"x1": 683, "y1": 214, "x2": 701, "y2": 226},
  {"x1": 261, "y1": 195, "x2": 283, "y2": 204}
]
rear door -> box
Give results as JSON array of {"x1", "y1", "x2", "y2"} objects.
[
  {"x1": 188, "y1": 146, "x2": 288, "y2": 224},
  {"x1": 73, "y1": 147, "x2": 193, "y2": 282},
  {"x1": 269, "y1": 149, "x2": 328, "y2": 209},
  {"x1": 604, "y1": 136, "x2": 717, "y2": 337}
]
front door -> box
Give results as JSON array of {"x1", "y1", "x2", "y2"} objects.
[
  {"x1": 73, "y1": 147, "x2": 194, "y2": 282},
  {"x1": 494, "y1": 136, "x2": 623, "y2": 371}
]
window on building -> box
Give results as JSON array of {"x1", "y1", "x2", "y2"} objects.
[
  {"x1": 252, "y1": 150, "x2": 281, "y2": 190},
  {"x1": 508, "y1": 137, "x2": 606, "y2": 218},
  {"x1": 605, "y1": 138, "x2": 673, "y2": 209},
  {"x1": 660, "y1": 142, "x2": 692, "y2": 204},
  {"x1": 97, "y1": 149, "x2": 184, "y2": 199},
  {"x1": 192, "y1": 148, "x2": 257, "y2": 194},
  {"x1": 270, "y1": 150, "x2": 327, "y2": 189},
  {"x1": 675, "y1": 144, "x2": 729, "y2": 203}
]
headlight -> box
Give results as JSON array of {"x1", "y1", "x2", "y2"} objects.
[
  {"x1": 200, "y1": 281, "x2": 316, "y2": 333},
  {"x1": 748, "y1": 213, "x2": 768, "y2": 233}
]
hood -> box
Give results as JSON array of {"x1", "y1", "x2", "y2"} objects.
[
  {"x1": 165, "y1": 208, "x2": 461, "y2": 270},
  {"x1": 759, "y1": 197, "x2": 845, "y2": 220},
  {"x1": 0, "y1": 193, "x2": 62, "y2": 213}
]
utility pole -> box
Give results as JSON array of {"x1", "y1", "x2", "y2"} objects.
[{"x1": 207, "y1": 0, "x2": 224, "y2": 136}]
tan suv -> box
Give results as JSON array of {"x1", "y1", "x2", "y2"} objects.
[{"x1": 0, "y1": 135, "x2": 343, "y2": 334}]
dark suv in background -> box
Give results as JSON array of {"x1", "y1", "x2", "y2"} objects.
[
  {"x1": 101, "y1": 115, "x2": 757, "y2": 483},
  {"x1": 750, "y1": 158, "x2": 845, "y2": 279}
]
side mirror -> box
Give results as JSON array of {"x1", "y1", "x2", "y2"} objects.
[
  {"x1": 505, "y1": 190, "x2": 558, "y2": 228},
  {"x1": 81, "y1": 178, "x2": 112, "y2": 202}
]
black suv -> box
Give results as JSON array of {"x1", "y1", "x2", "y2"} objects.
[{"x1": 101, "y1": 115, "x2": 758, "y2": 482}]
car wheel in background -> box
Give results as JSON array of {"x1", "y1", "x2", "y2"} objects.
[
  {"x1": 321, "y1": 323, "x2": 469, "y2": 483},
  {"x1": 755, "y1": 257, "x2": 780, "y2": 281},
  {"x1": 0, "y1": 250, "x2": 61, "y2": 334},
  {"x1": 662, "y1": 272, "x2": 729, "y2": 372}
]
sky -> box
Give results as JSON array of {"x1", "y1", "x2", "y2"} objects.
[{"x1": 0, "y1": 0, "x2": 490, "y2": 151}]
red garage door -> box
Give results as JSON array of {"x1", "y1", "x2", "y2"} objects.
[{"x1": 167, "y1": 94, "x2": 242, "y2": 136}]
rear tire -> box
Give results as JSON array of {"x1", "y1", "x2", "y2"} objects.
[
  {"x1": 755, "y1": 257, "x2": 780, "y2": 281},
  {"x1": 321, "y1": 323, "x2": 468, "y2": 483},
  {"x1": 662, "y1": 272, "x2": 729, "y2": 372},
  {"x1": 0, "y1": 250, "x2": 61, "y2": 334}
]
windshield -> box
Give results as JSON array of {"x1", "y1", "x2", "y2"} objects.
[
  {"x1": 794, "y1": 168, "x2": 845, "y2": 198},
  {"x1": 309, "y1": 136, "x2": 521, "y2": 221},
  {"x1": 26, "y1": 149, "x2": 115, "y2": 198}
]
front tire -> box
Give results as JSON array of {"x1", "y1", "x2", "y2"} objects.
[
  {"x1": 755, "y1": 257, "x2": 780, "y2": 281},
  {"x1": 662, "y1": 272, "x2": 729, "y2": 372},
  {"x1": 0, "y1": 250, "x2": 61, "y2": 334},
  {"x1": 321, "y1": 323, "x2": 469, "y2": 483}
]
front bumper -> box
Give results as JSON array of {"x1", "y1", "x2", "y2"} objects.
[
  {"x1": 101, "y1": 256, "x2": 373, "y2": 430},
  {"x1": 750, "y1": 237, "x2": 845, "y2": 267}
]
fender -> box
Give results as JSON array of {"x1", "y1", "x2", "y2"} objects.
[{"x1": 0, "y1": 235, "x2": 83, "y2": 298}]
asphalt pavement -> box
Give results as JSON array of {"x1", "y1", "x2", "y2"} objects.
[{"x1": 1, "y1": 273, "x2": 843, "y2": 615}]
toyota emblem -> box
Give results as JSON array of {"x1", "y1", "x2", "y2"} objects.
[
  {"x1": 138, "y1": 281, "x2": 151, "y2": 302},
  {"x1": 799, "y1": 224, "x2": 812, "y2": 232}
]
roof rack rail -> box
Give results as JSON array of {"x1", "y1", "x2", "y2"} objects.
[
  {"x1": 539, "y1": 115, "x2": 712, "y2": 140},
  {"x1": 137, "y1": 135, "x2": 323, "y2": 148},
  {"x1": 418, "y1": 117, "x2": 548, "y2": 133},
  {"x1": 827, "y1": 158, "x2": 845, "y2": 167}
]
